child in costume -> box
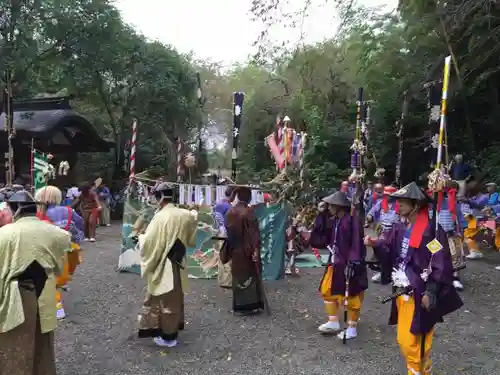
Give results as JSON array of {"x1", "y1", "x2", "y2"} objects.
[
  {"x1": 365, "y1": 182, "x2": 463, "y2": 375},
  {"x1": 311, "y1": 191, "x2": 367, "y2": 340},
  {"x1": 35, "y1": 186, "x2": 84, "y2": 320}
]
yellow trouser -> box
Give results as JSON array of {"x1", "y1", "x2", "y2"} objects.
[
  {"x1": 323, "y1": 293, "x2": 364, "y2": 326},
  {"x1": 396, "y1": 296, "x2": 433, "y2": 375},
  {"x1": 320, "y1": 265, "x2": 364, "y2": 325},
  {"x1": 68, "y1": 243, "x2": 82, "y2": 276},
  {"x1": 56, "y1": 243, "x2": 82, "y2": 309},
  {"x1": 495, "y1": 228, "x2": 500, "y2": 250},
  {"x1": 464, "y1": 218, "x2": 480, "y2": 253}
]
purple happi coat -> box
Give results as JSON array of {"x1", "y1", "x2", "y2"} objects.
[
  {"x1": 312, "y1": 213, "x2": 368, "y2": 296},
  {"x1": 373, "y1": 222, "x2": 463, "y2": 334},
  {"x1": 46, "y1": 204, "x2": 84, "y2": 244},
  {"x1": 309, "y1": 211, "x2": 332, "y2": 249},
  {"x1": 213, "y1": 199, "x2": 232, "y2": 232}
]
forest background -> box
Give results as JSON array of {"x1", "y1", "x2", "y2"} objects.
[{"x1": 1, "y1": 0, "x2": 500, "y2": 190}]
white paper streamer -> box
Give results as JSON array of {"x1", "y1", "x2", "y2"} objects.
[
  {"x1": 256, "y1": 191, "x2": 264, "y2": 203},
  {"x1": 195, "y1": 185, "x2": 203, "y2": 205},
  {"x1": 216, "y1": 186, "x2": 226, "y2": 202},
  {"x1": 204, "y1": 186, "x2": 213, "y2": 205},
  {"x1": 251, "y1": 189, "x2": 258, "y2": 205},
  {"x1": 186, "y1": 185, "x2": 194, "y2": 205},
  {"x1": 178, "y1": 184, "x2": 186, "y2": 205}
]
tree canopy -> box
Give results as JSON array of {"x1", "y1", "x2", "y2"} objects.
[
  {"x1": 0, "y1": 0, "x2": 202, "y2": 182},
  {"x1": 3, "y1": 0, "x2": 500, "y2": 187},
  {"x1": 216, "y1": 0, "x2": 500, "y2": 187}
]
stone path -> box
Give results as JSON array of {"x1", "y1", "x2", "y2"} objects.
[{"x1": 55, "y1": 224, "x2": 500, "y2": 375}]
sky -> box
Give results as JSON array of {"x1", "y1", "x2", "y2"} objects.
[{"x1": 115, "y1": 0, "x2": 398, "y2": 66}]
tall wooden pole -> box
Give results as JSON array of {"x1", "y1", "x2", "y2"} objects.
[
  {"x1": 196, "y1": 72, "x2": 204, "y2": 158},
  {"x1": 395, "y1": 90, "x2": 409, "y2": 186},
  {"x1": 435, "y1": 56, "x2": 451, "y2": 171},
  {"x1": 352, "y1": 87, "x2": 365, "y2": 222},
  {"x1": 4, "y1": 70, "x2": 14, "y2": 187},
  {"x1": 231, "y1": 92, "x2": 244, "y2": 182}
]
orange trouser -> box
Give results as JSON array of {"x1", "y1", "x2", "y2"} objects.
[
  {"x1": 56, "y1": 243, "x2": 82, "y2": 306},
  {"x1": 495, "y1": 228, "x2": 500, "y2": 250},
  {"x1": 464, "y1": 217, "x2": 480, "y2": 253},
  {"x1": 68, "y1": 243, "x2": 82, "y2": 275},
  {"x1": 396, "y1": 296, "x2": 433, "y2": 375},
  {"x1": 320, "y1": 265, "x2": 364, "y2": 325}
]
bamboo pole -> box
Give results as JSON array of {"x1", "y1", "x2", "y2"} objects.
[{"x1": 435, "y1": 56, "x2": 451, "y2": 171}]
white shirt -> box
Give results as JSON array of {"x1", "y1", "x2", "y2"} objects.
[
  {"x1": 399, "y1": 235, "x2": 410, "y2": 272},
  {"x1": 66, "y1": 186, "x2": 80, "y2": 199}
]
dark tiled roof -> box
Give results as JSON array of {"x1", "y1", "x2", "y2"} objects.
[
  {"x1": 0, "y1": 109, "x2": 113, "y2": 152},
  {"x1": 0, "y1": 109, "x2": 78, "y2": 132}
]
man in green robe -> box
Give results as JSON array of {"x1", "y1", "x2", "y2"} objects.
[
  {"x1": 0, "y1": 189, "x2": 71, "y2": 375},
  {"x1": 138, "y1": 183, "x2": 198, "y2": 348}
]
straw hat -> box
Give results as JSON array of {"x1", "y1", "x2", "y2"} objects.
[{"x1": 322, "y1": 191, "x2": 351, "y2": 207}]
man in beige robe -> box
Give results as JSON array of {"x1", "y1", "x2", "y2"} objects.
[{"x1": 138, "y1": 183, "x2": 198, "y2": 348}]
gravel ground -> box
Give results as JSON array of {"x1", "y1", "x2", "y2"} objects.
[{"x1": 56, "y1": 224, "x2": 500, "y2": 375}]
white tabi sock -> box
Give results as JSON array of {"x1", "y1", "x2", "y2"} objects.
[
  {"x1": 56, "y1": 307, "x2": 66, "y2": 320},
  {"x1": 337, "y1": 326, "x2": 357, "y2": 340},
  {"x1": 153, "y1": 337, "x2": 178, "y2": 348},
  {"x1": 318, "y1": 320, "x2": 340, "y2": 332}
]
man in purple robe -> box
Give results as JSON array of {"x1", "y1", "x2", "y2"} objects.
[
  {"x1": 364, "y1": 182, "x2": 463, "y2": 375},
  {"x1": 312, "y1": 191, "x2": 368, "y2": 340}
]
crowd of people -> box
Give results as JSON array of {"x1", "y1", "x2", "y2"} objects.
[
  {"x1": 0, "y1": 153, "x2": 498, "y2": 375},
  {"x1": 0, "y1": 177, "x2": 128, "y2": 375}
]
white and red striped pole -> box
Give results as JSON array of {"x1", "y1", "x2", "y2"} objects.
[
  {"x1": 129, "y1": 119, "x2": 137, "y2": 183},
  {"x1": 176, "y1": 138, "x2": 183, "y2": 182}
]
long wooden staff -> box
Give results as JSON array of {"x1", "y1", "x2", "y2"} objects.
[{"x1": 395, "y1": 90, "x2": 409, "y2": 186}]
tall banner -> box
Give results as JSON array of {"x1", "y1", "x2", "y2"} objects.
[
  {"x1": 33, "y1": 150, "x2": 49, "y2": 191},
  {"x1": 253, "y1": 202, "x2": 289, "y2": 280},
  {"x1": 117, "y1": 181, "x2": 288, "y2": 280},
  {"x1": 231, "y1": 92, "x2": 244, "y2": 182}
]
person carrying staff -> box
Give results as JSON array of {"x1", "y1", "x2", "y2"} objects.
[
  {"x1": 364, "y1": 182, "x2": 463, "y2": 375},
  {"x1": 312, "y1": 191, "x2": 367, "y2": 340}
]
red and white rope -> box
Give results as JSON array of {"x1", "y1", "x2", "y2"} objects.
[{"x1": 129, "y1": 119, "x2": 137, "y2": 182}]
